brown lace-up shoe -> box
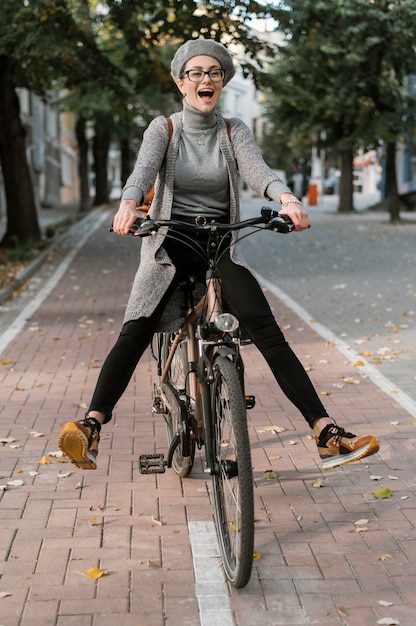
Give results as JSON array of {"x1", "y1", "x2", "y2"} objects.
[
  {"x1": 316, "y1": 423, "x2": 379, "y2": 470},
  {"x1": 58, "y1": 417, "x2": 101, "y2": 469}
]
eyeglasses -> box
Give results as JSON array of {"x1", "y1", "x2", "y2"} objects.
[{"x1": 181, "y1": 69, "x2": 225, "y2": 83}]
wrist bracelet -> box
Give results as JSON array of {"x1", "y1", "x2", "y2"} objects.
[{"x1": 281, "y1": 198, "x2": 303, "y2": 209}]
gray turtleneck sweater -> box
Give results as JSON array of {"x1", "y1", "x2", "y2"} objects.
[{"x1": 172, "y1": 102, "x2": 229, "y2": 219}]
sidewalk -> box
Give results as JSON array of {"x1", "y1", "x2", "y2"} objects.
[{"x1": 1, "y1": 200, "x2": 416, "y2": 625}]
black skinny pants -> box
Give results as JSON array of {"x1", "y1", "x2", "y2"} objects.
[{"x1": 89, "y1": 242, "x2": 328, "y2": 427}]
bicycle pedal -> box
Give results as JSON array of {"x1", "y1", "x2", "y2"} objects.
[
  {"x1": 245, "y1": 395, "x2": 256, "y2": 409},
  {"x1": 139, "y1": 453, "x2": 167, "y2": 474}
]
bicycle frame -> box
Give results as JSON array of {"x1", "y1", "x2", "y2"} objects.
[{"x1": 158, "y1": 267, "x2": 233, "y2": 475}]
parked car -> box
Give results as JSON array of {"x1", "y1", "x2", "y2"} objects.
[{"x1": 323, "y1": 178, "x2": 336, "y2": 195}]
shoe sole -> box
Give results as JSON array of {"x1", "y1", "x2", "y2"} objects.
[
  {"x1": 58, "y1": 422, "x2": 97, "y2": 470},
  {"x1": 321, "y1": 436, "x2": 380, "y2": 471}
]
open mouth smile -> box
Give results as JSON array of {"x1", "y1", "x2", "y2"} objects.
[{"x1": 198, "y1": 88, "x2": 215, "y2": 102}]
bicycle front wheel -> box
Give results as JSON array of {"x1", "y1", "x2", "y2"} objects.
[{"x1": 210, "y1": 354, "x2": 254, "y2": 588}]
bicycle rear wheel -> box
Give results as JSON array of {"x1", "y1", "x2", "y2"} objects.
[
  {"x1": 161, "y1": 333, "x2": 195, "y2": 478},
  {"x1": 210, "y1": 354, "x2": 254, "y2": 588}
]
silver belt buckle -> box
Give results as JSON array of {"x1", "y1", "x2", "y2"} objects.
[{"x1": 195, "y1": 215, "x2": 207, "y2": 226}]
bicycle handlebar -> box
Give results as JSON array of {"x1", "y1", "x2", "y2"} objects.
[{"x1": 109, "y1": 207, "x2": 296, "y2": 237}]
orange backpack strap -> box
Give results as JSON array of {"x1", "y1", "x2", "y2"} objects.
[{"x1": 138, "y1": 117, "x2": 173, "y2": 214}]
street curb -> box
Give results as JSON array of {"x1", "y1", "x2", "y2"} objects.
[{"x1": 0, "y1": 205, "x2": 112, "y2": 305}]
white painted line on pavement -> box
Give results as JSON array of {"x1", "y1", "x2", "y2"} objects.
[
  {"x1": 188, "y1": 521, "x2": 235, "y2": 626},
  {"x1": 0, "y1": 210, "x2": 111, "y2": 356},
  {"x1": 257, "y1": 272, "x2": 416, "y2": 420}
]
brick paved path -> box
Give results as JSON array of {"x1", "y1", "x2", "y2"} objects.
[{"x1": 1, "y1": 207, "x2": 416, "y2": 626}]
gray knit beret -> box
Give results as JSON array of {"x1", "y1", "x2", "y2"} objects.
[{"x1": 171, "y1": 39, "x2": 235, "y2": 86}]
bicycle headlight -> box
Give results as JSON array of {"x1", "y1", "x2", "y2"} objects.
[{"x1": 214, "y1": 313, "x2": 239, "y2": 333}]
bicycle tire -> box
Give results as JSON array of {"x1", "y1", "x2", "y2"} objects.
[
  {"x1": 210, "y1": 354, "x2": 254, "y2": 588},
  {"x1": 161, "y1": 332, "x2": 195, "y2": 478}
]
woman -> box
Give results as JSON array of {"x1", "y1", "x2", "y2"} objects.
[{"x1": 58, "y1": 39, "x2": 379, "y2": 470}]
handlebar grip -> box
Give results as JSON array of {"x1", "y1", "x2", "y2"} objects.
[
  {"x1": 109, "y1": 217, "x2": 158, "y2": 236},
  {"x1": 266, "y1": 214, "x2": 295, "y2": 234}
]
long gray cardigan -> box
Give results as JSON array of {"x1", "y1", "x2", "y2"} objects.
[{"x1": 122, "y1": 111, "x2": 291, "y2": 330}]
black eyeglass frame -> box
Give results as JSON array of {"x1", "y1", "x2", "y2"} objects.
[{"x1": 181, "y1": 69, "x2": 225, "y2": 83}]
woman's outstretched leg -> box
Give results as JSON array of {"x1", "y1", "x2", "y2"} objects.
[{"x1": 220, "y1": 259, "x2": 379, "y2": 469}]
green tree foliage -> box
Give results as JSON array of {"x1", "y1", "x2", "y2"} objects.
[
  {"x1": 263, "y1": 0, "x2": 416, "y2": 220},
  {"x1": 0, "y1": 0, "x2": 130, "y2": 245}
]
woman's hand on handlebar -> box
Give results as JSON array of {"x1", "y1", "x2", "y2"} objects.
[
  {"x1": 112, "y1": 200, "x2": 143, "y2": 236},
  {"x1": 279, "y1": 195, "x2": 310, "y2": 231}
]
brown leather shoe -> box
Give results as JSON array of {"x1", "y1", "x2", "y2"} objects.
[
  {"x1": 58, "y1": 417, "x2": 101, "y2": 469},
  {"x1": 316, "y1": 423, "x2": 379, "y2": 470}
]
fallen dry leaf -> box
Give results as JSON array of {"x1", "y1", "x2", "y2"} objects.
[
  {"x1": 253, "y1": 552, "x2": 261, "y2": 561},
  {"x1": 83, "y1": 567, "x2": 109, "y2": 580},
  {"x1": 257, "y1": 425, "x2": 286, "y2": 434},
  {"x1": 378, "y1": 600, "x2": 394, "y2": 607},
  {"x1": 0, "y1": 437, "x2": 16, "y2": 444},
  {"x1": 147, "y1": 560, "x2": 166, "y2": 570},
  {"x1": 48, "y1": 450, "x2": 64, "y2": 458},
  {"x1": 38, "y1": 456, "x2": 52, "y2": 465},
  {"x1": 378, "y1": 554, "x2": 393, "y2": 561}
]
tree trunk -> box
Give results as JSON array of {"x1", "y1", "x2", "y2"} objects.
[
  {"x1": 120, "y1": 136, "x2": 132, "y2": 188},
  {"x1": 0, "y1": 55, "x2": 41, "y2": 246},
  {"x1": 337, "y1": 149, "x2": 354, "y2": 212},
  {"x1": 385, "y1": 141, "x2": 401, "y2": 223},
  {"x1": 92, "y1": 121, "x2": 110, "y2": 206},
  {"x1": 76, "y1": 115, "x2": 91, "y2": 213}
]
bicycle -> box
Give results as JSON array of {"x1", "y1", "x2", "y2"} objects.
[{"x1": 124, "y1": 207, "x2": 294, "y2": 588}]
